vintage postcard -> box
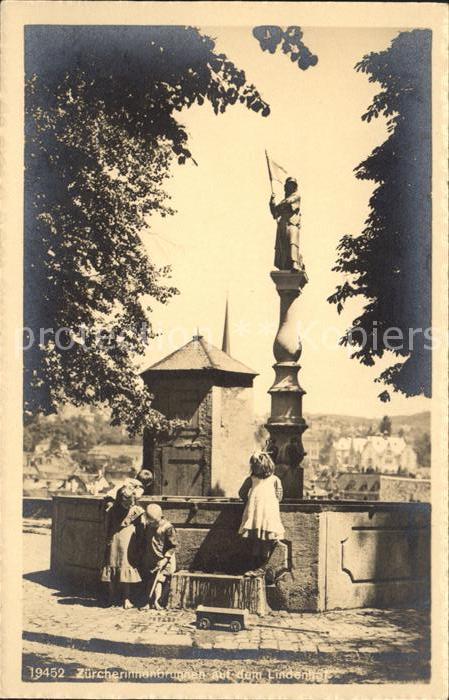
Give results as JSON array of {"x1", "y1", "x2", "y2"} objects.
[{"x1": 1, "y1": 1, "x2": 448, "y2": 698}]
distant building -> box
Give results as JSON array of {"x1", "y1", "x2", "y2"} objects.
[
  {"x1": 104, "y1": 466, "x2": 138, "y2": 486},
  {"x1": 34, "y1": 439, "x2": 69, "y2": 455},
  {"x1": 331, "y1": 437, "x2": 348, "y2": 467},
  {"x1": 86, "y1": 444, "x2": 142, "y2": 471},
  {"x1": 335, "y1": 472, "x2": 380, "y2": 501},
  {"x1": 23, "y1": 445, "x2": 77, "y2": 495},
  {"x1": 302, "y1": 430, "x2": 322, "y2": 466},
  {"x1": 331, "y1": 435, "x2": 417, "y2": 475},
  {"x1": 34, "y1": 439, "x2": 51, "y2": 455},
  {"x1": 63, "y1": 474, "x2": 91, "y2": 494},
  {"x1": 304, "y1": 481, "x2": 329, "y2": 500},
  {"x1": 319, "y1": 472, "x2": 430, "y2": 503},
  {"x1": 360, "y1": 436, "x2": 417, "y2": 474},
  {"x1": 24, "y1": 437, "x2": 144, "y2": 496},
  {"x1": 23, "y1": 461, "x2": 47, "y2": 494},
  {"x1": 62, "y1": 471, "x2": 111, "y2": 495},
  {"x1": 36, "y1": 471, "x2": 69, "y2": 492}
]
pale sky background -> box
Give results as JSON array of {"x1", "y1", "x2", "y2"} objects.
[{"x1": 139, "y1": 26, "x2": 431, "y2": 419}]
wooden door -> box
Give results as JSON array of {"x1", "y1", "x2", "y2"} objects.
[{"x1": 161, "y1": 446, "x2": 205, "y2": 496}]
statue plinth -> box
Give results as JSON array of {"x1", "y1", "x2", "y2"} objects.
[
  {"x1": 270, "y1": 270, "x2": 308, "y2": 290},
  {"x1": 266, "y1": 270, "x2": 308, "y2": 499}
]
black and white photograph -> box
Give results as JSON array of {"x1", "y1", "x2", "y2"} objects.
[{"x1": 1, "y1": 2, "x2": 448, "y2": 698}]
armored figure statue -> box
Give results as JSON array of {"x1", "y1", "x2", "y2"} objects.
[{"x1": 270, "y1": 177, "x2": 304, "y2": 272}]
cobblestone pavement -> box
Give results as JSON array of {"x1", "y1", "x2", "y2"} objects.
[{"x1": 23, "y1": 530, "x2": 430, "y2": 684}]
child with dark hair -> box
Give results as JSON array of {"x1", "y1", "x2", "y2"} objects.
[
  {"x1": 238, "y1": 451, "x2": 284, "y2": 574},
  {"x1": 101, "y1": 484, "x2": 144, "y2": 608}
]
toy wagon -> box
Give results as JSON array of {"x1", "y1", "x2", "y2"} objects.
[{"x1": 195, "y1": 605, "x2": 249, "y2": 632}]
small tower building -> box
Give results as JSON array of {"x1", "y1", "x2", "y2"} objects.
[{"x1": 141, "y1": 329, "x2": 257, "y2": 497}]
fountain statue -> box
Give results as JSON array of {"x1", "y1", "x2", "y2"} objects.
[{"x1": 265, "y1": 171, "x2": 308, "y2": 498}]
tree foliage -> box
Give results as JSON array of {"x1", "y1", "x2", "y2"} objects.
[
  {"x1": 328, "y1": 30, "x2": 431, "y2": 401},
  {"x1": 252, "y1": 26, "x2": 318, "y2": 70},
  {"x1": 24, "y1": 415, "x2": 98, "y2": 452},
  {"x1": 25, "y1": 26, "x2": 269, "y2": 435},
  {"x1": 378, "y1": 415, "x2": 392, "y2": 436},
  {"x1": 318, "y1": 432, "x2": 334, "y2": 465},
  {"x1": 23, "y1": 408, "x2": 143, "y2": 453},
  {"x1": 414, "y1": 431, "x2": 431, "y2": 468}
]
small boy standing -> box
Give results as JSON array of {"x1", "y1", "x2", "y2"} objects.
[{"x1": 140, "y1": 504, "x2": 177, "y2": 610}]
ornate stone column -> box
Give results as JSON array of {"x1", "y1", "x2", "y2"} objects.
[{"x1": 265, "y1": 270, "x2": 308, "y2": 498}]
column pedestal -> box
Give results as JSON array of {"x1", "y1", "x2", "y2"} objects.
[{"x1": 265, "y1": 270, "x2": 308, "y2": 499}]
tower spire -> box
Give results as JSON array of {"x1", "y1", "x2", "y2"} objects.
[{"x1": 222, "y1": 296, "x2": 230, "y2": 355}]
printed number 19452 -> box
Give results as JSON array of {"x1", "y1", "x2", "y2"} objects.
[{"x1": 27, "y1": 667, "x2": 65, "y2": 680}]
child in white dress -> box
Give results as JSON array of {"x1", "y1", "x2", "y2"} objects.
[{"x1": 238, "y1": 452, "x2": 284, "y2": 575}]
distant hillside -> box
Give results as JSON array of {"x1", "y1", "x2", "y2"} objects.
[
  {"x1": 390, "y1": 412, "x2": 430, "y2": 433},
  {"x1": 253, "y1": 410, "x2": 430, "y2": 466},
  {"x1": 304, "y1": 411, "x2": 430, "y2": 435},
  {"x1": 26, "y1": 405, "x2": 430, "y2": 455},
  {"x1": 255, "y1": 411, "x2": 431, "y2": 435}
]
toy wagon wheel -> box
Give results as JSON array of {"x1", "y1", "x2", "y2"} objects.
[
  {"x1": 230, "y1": 620, "x2": 242, "y2": 633},
  {"x1": 198, "y1": 616, "x2": 211, "y2": 630}
]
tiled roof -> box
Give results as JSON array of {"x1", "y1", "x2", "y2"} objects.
[
  {"x1": 66, "y1": 473, "x2": 108, "y2": 485},
  {"x1": 23, "y1": 463, "x2": 39, "y2": 475},
  {"x1": 141, "y1": 336, "x2": 257, "y2": 376},
  {"x1": 336, "y1": 472, "x2": 380, "y2": 492},
  {"x1": 385, "y1": 437, "x2": 407, "y2": 455},
  {"x1": 35, "y1": 461, "x2": 74, "y2": 476},
  {"x1": 363, "y1": 436, "x2": 407, "y2": 456},
  {"x1": 37, "y1": 471, "x2": 67, "y2": 480},
  {"x1": 88, "y1": 444, "x2": 142, "y2": 458}
]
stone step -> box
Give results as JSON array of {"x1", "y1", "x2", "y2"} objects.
[{"x1": 169, "y1": 571, "x2": 268, "y2": 615}]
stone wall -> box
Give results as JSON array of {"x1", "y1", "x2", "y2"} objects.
[
  {"x1": 379, "y1": 476, "x2": 431, "y2": 502},
  {"x1": 277, "y1": 509, "x2": 323, "y2": 611},
  {"x1": 324, "y1": 507, "x2": 429, "y2": 609},
  {"x1": 51, "y1": 496, "x2": 430, "y2": 612},
  {"x1": 211, "y1": 385, "x2": 255, "y2": 497},
  {"x1": 199, "y1": 385, "x2": 213, "y2": 494}
]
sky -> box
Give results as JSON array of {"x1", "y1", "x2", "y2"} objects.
[{"x1": 139, "y1": 26, "x2": 431, "y2": 419}]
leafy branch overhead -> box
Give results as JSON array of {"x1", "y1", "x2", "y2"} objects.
[
  {"x1": 25, "y1": 25, "x2": 270, "y2": 436},
  {"x1": 328, "y1": 30, "x2": 432, "y2": 401},
  {"x1": 252, "y1": 26, "x2": 318, "y2": 70}
]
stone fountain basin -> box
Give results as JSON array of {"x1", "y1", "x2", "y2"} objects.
[{"x1": 49, "y1": 496, "x2": 430, "y2": 612}]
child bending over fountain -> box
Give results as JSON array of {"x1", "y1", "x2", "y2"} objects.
[
  {"x1": 238, "y1": 451, "x2": 284, "y2": 576},
  {"x1": 140, "y1": 504, "x2": 178, "y2": 610},
  {"x1": 101, "y1": 484, "x2": 144, "y2": 608}
]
